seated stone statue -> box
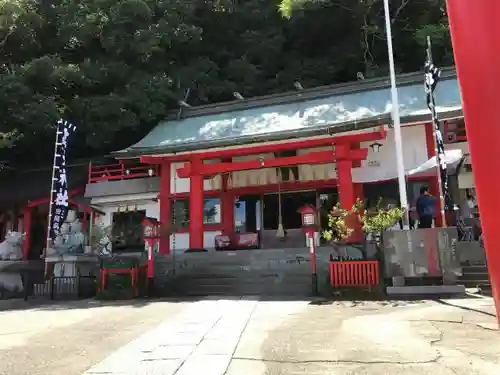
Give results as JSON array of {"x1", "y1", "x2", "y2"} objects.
[
  {"x1": 0, "y1": 231, "x2": 25, "y2": 260},
  {"x1": 48, "y1": 210, "x2": 86, "y2": 256}
]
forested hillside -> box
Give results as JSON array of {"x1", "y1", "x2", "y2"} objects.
[{"x1": 0, "y1": 0, "x2": 452, "y2": 165}]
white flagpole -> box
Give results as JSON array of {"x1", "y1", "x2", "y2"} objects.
[
  {"x1": 383, "y1": 0, "x2": 409, "y2": 228},
  {"x1": 45, "y1": 121, "x2": 62, "y2": 255}
]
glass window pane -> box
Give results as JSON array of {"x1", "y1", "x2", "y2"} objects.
[
  {"x1": 171, "y1": 197, "x2": 222, "y2": 227},
  {"x1": 234, "y1": 199, "x2": 246, "y2": 232},
  {"x1": 204, "y1": 197, "x2": 221, "y2": 224},
  {"x1": 171, "y1": 200, "x2": 189, "y2": 228}
]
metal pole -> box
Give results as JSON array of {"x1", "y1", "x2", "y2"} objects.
[
  {"x1": 383, "y1": 0, "x2": 409, "y2": 228},
  {"x1": 45, "y1": 124, "x2": 61, "y2": 254},
  {"x1": 426, "y1": 36, "x2": 447, "y2": 227},
  {"x1": 309, "y1": 231, "x2": 318, "y2": 295}
]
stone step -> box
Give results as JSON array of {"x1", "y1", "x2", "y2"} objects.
[
  {"x1": 462, "y1": 265, "x2": 489, "y2": 273},
  {"x1": 459, "y1": 280, "x2": 491, "y2": 288},
  {"x1": 458, "y1": 272, "x2": 490, "y2": 281},
  {"x1": 165, "y1": 285, "x2": 313, "y2": 296},
  {"x1": 386, "y1": 285, "x2": 466, "y2": 296},
  {"x1": 459, "y1": 264, "x2": 490, "y2": 289},
  {"x1": 161, "y1": 276, "x2": 316, "y2": 296}
]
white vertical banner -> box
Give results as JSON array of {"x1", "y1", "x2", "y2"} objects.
[{"x1": 48, "y1": 119, "x2": 76, "y2": 242}]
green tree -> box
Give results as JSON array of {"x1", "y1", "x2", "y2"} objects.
[{"x1": 0, "y1": 0, "x2": 454, "y2": 166}]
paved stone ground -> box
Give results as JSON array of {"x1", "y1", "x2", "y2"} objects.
[
  {"x1": 0, "y1": 298, "x2": 190, "y2": 375},
  {"x1": 0, "y1": 296, "x2": 499, "y2": 375}
]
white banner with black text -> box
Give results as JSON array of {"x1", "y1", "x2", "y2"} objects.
[{"x1": 48, "y1": 119, "x2": 76, "y2": 241}]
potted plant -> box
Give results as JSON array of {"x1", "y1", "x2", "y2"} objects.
[
  {"x1": 360, "y1": 200, "x2": 404, "y2": 285},
  {"x1": 322, "y1": 200, "x2": 363, "y2": 260},
  {"x1": 361, "y1": 200, "x2": 404, "y2": 246}
]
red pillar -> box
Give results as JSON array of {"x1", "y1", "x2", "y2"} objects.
[
  {"x1": 189, "y1": 158, "x2": 204, "y2": 249},
  {"x1": 424, "y1": 123, "x2": 443, "y2": 227},
  {"x1": 337, "y1": 144, "x2": 355, "y2": 208},
  {"x1": 159, "y1": 162, "x2": 171, "y2": 254},
  {"x1": 22, "y1": 206, "x2": 32, "y2": 259},
  {"x1": 446, "y1": 0, "x2": 500, "y2": 324},
  {"x1": 337, "y1": 143, "x2": 360, "y2": 242},
  {"x1": 354, "y1": 183, "x2": 364, "y2": 203},
  {"x1": 221, "y1": 159, "x2": 234, "y2": 236},
  {"x1": 351, "y1": 142, "x2": 362, "y2": 168}
]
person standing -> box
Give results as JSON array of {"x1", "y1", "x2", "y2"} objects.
[
  {"x1": 460, "y1": 192, "x2": 476, "y2": 219},
  {"x1": 416, "y1": 186, "x2": 437, "y2": 229}
]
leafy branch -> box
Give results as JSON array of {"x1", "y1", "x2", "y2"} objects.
[
  {"x1": 322, "y1": 199, "x2": 363, "y2": 242},
  {"x1": 362, "y1": 199, "x2": 404, "y2": 236},
  {"x1": 322, "y1": 198, "x2": 404, "y2": 242}
]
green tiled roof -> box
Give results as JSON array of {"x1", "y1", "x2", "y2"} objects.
[{"x1": 115, "y1": 69, "x2": 462, "y2": 156}]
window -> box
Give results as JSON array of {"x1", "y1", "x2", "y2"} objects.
[
  {"x1": 171, "y1": 197, "x2": 222, "y2": 227},
  {"x1": 112, "y1": 210, "x2": 146, "y2": 251},
  {"x1": 203, "y1": 197, "x2": 221, "y2": 224},
  {"x1": 171, "y1": 200, "x2": 189, "y2": 228}
]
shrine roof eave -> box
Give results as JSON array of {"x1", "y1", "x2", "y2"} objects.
[
  {"x1": 112, "y1": 108, "x2": 463, "y2": 159},
  {"x1": 112, "y1": 114, "x2": 391, "y2": 159}
]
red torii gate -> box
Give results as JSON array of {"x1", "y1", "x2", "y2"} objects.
[
  {"x1": 446, "y1": 0, "x2": 500, "y2": 326},
  {"x1": 142, "y1": 129, "x2": 386, "y2": 250}
]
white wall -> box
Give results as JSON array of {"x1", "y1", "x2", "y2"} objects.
[
  {"x1": 458, "y1": 172, "x2": 474, "y2": 189},
  {"x1": 352, "y1": 125, "x2": 428, "y2": 183}
]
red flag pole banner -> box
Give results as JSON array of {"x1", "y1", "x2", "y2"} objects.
[{"x1": 446, "y1": 0, "x2": 500, "y2": 326}]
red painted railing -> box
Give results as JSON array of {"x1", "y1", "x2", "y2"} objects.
[
  {"x1": 329, "y1": 261, "x2": 380, "y2": 288},
  {"x1": 88, "y1": 162, "x2": 158, "y2": 183}
]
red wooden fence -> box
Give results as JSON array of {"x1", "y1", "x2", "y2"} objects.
[
  {"x1": 329, "y1": 260, "x2": 380, "y2": 288},
  {"x1": 88, "y1": 162, "x2": 157, "y2": 183}
]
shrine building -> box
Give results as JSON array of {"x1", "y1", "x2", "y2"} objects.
[{"x1": 83, "y1": 68, "x2": 464, "y2": 254}]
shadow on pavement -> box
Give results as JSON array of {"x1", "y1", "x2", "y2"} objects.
[
  {"x1": 435, "y1": 298, "x2": 496, "y2": 318},
  {"x1": 0, "y1": 289, "x2": 484, "y2": 313}
]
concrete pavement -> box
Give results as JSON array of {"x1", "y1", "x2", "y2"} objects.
[
  {"x1": 0, "y1": 296, "x2": 498, "y2": 375},
  {"x1": 229, "y1": 297, "x2": 500, "y2": 375},
  {"x1": 0, "y1": 299, "x2": 190, "y2": 375}
]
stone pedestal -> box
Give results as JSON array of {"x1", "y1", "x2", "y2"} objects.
[
  {"x1": 46, "y1": 254, "x2": 98, "y2": 278},
  {"x1": 0, "y1": 260, "x2": 45, "y2": 296},
  {"x1": 0, "y1": 261, "x2": 26, "y2": 293},
  {"x1": 45, "y1": 254, "x2": 99, "y2": 298}
]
